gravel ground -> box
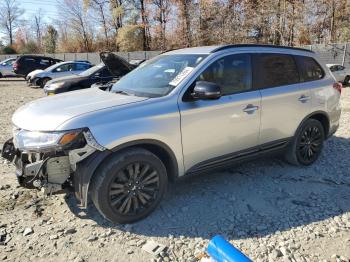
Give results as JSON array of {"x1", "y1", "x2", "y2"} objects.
[{"x1": 0, "y1": 79, "x2": 349, "y2": 262}]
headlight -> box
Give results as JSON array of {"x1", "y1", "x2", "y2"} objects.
[
  {"x1": 44, "y1": 82, "x2": 65, "y2": 90},
  {"x1": 13, "y1": 129, "x2": 81, "y2": 151}
]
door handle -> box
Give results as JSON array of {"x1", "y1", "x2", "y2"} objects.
[
  {"x1": 298, "y1": 95, "x2": 310, "y2": 103},
  {"x1": 243, "y1": 104, "x2": 259, "y2": 114}
]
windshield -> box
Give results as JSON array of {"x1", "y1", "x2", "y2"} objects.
[
  {"x1": 111, "y1": 54, "x2": 207, "y2": 97},
  {"x1": 79, "y1": 63, "x2": 104, "y2": 76}
]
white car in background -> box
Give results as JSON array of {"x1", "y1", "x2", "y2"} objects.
[
  {"x1": 0, "y1": 58, "x2": 17, "y2": 78},
  {"x1": 326, "y1": 64, "x2": 350, "y2": 85},
  {"x1": 27, "y1": 61, "x2": 92, "y2": 88}
]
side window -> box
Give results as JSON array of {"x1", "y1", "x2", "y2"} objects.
[
  {"x1": 24, "y1": 58, "x2": 35, "y2": 64},
  {"x1": 253, "y1": 54, "x2": 299, "y2": 89},
  {"x1": 75, "y1": 63, "x2": 90, "y2": 71},
  {"x1": 295, "y1": 56, "x2": 324, "y2": 82},
  {"x1": 338, "y1": 65, "x2": 345, "y2": 71},
  {"x1": 40, "y1": 59, "x2": 50, "y2": 66},
  {"x1": 197, "y1": 53, "x2": 252, "y2": 96},
  {"x1": 53, "y1": 64, "x2": 72, "y2": 72}
]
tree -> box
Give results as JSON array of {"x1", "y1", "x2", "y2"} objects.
[
  {"x1": 59, "y1": 0, "x2": 93, "y2": 52},
  {"x1": 84, "y1": 0, "x2": 111, "y2": 49},
  {"x1": 2, "y1": 45, "x2": 16, "y2": 54},
  {"x1": 44, "y1": 25, "x2": 58, "y2": 53},
  {"x1": 0, "y1": 0, "x2": 24, "y2": 45},
  {"x1": 32, "y1": 9, "x2": 44, "y2": 50},
  {"x1": 116, "y1": 24, "x2": 143, "y2": 51}
]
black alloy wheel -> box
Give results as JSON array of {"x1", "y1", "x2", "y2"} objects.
[
  {"x1": 297, "y1": 125, "x2": 323, "y2": 164},
  {"x1": 91, "y1": 148, "x2": 168, "y2": 224},
  {"x1": 108, "y1": 162, "x2": 160, "y2": 215},
  {"x1": 285, "y1": 118, "x2": 325, "y2": 166}
]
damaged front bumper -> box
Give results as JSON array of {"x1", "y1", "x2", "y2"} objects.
[{"x1": 1, "y1": 130, "x2": 108, "y2": 208}]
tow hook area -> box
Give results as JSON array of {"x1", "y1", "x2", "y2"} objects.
[{"x1": 28, "y1": 156, "x2": 71, "y2": 195}]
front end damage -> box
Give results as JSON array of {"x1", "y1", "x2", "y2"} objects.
[{"x1": 1, "y1": 129, "x2": 108, "y2": 207}]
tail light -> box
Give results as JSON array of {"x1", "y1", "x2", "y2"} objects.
[
  {"x1": 13, "y1": 62, "x2": 18, "y2": 69},
  {"x1": 333, "y1": 82, "x2": 342, "y2": 94}
]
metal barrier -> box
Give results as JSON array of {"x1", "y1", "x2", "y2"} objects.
[{"x1": 1, "y1": 43, "x2": 349, "y2": 66}]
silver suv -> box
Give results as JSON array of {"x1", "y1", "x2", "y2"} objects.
[{"x1": 1, "y1": 45, "x2": 342, "y2": 223}]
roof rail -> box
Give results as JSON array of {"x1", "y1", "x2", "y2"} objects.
[{"x1": 211, "y1": 44, "x2": 314, "y2": 53}]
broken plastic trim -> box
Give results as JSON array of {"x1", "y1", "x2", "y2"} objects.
[{"x1": 83, "y1": 130, "x2": 106, "y2": 151}]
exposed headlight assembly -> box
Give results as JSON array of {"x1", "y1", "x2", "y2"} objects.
[{"x1": 13, "y1": 129, "x2": 82, "y2": 151}]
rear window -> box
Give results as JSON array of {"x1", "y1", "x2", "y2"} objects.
[
  {"x1": 253, "y1": 53, "x2": 299, "y2": 89},
  {"x1": 295, "y1": 56, "x2": 324, "y2": 82}
]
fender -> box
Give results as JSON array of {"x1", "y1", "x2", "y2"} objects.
[
  {"x1": 293, "y1": 110, "x2": 330, "y2": 138},
  {"x1": 74, "y1": 139, "x2": 179, "y2": 208}
]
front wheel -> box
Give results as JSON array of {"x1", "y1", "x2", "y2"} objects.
[
  {"x1": 343, "y1": 75, "x2": 350, "y2": 86},
  {"x1": 90, "y1": 148, "x2": 168, "y2": 224},
  {"x1": 40, "y1": 78, "x2": 51, "y2": 88},
  {"x1": 285, "y1": 119, "x2": 325, "y2": 166}
]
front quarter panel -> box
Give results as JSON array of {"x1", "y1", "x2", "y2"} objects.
[{"x1": 57, "y1": 95, "x2": 185, "y2": 175}]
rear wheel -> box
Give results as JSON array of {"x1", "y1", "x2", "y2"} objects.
[
  {"x1": 0, "y1": 72, "x2": 2, "y2": 78},
  {"x1": 285, "y1": 119, "x2": 325, "y2": 166},
  {"x1": 91, "y1": 148, "x2": 168, "y2": 224}
]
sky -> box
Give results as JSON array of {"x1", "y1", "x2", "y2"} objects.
[{"x1": 1, "y1": 0, "x2": 59, "y2": 43}]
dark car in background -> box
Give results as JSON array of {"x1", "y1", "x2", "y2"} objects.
[
  {"x1": 43, "y1": 52, "x2": 137, "y2": 95},
  {"x1": 13, "y1": 55, "x2": 62, "y2": 77}
]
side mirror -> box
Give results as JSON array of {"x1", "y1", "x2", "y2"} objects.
[{"x1": 192, "y1": 81, "x2": 221, "y2": 100}]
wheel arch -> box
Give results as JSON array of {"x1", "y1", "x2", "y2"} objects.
[
  {"x1": 296, "y1": 111, "x2": 330, "y2": 138},
  {"x1": 75, "y1": 139, "x2": 179, "y2": 208},
  {"x1": 110, "y1": 139, "x2": 179, "y2": 182}
]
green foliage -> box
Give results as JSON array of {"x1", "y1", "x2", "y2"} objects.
[
  {"x1": 2, "y1": 45, "x2": 17, "y2": 54},
  {"x1": 116, "y1": 24, "x2": 143, "y2": 51},
  {"x1": 43, "y1": 25, "x2": 58, "y2": 53}
]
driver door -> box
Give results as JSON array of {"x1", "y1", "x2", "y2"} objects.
[{"x1": 178, "y1": 53, "x2": 262, "y2": 171}]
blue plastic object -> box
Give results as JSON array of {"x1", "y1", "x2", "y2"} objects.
[{"x1": 207, "y1": 235, "x2": 252, "y2": 262}]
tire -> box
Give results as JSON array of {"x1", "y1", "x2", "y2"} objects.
[
  {"x1": 343, "y1": 75, "x2": 350, "y2": 86},
  {"x1": 40, "y1": 78, "x2": 51, "y2": 88},
  {"x1": 0, "y1": 72, "x2": 2, "y2": 78},
  {"x1": 90, "y1": 148, "x2": 168, "y2": 224},
  {"x1": 285, "y1": 119, "x2": 325, "y2": 166}
]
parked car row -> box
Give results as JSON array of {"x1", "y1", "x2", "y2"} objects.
[{"x1": 27, "y1": 61, "x2": 93, "y2": 88}]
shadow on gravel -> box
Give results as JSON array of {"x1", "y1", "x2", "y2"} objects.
[{"x1": 65, "y1": 135, "x2": 350, "y2": 240}]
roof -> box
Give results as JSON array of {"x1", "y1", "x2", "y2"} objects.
[{"x1": 165, "y1": 44, "x2": 314, "y2": 55}]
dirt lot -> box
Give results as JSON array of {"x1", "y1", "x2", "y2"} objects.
[{"x1": 0, "y1": 79, "x2": 349, "y2": 262}]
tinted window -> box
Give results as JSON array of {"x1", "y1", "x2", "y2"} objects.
[
  {"x1": 24, "y1": 58, "x2": 36, "y2": 64},
  {"x1": 295, "y1": 56, "x2": 324, "y2": 82},
  {"x1": 253, "y1": 54, "x2": 299, "y2": 89},
  {"x1": 197, "y1": 54, "x2": 252, "y2": 95},
  {"x1": 75, "y1": 63, "x2": 90, "y2": 71},
  {"x1": 40, "y1": 59, "x2": 50, "y2": 66}
]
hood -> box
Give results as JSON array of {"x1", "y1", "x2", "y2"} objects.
[
  {"x1": 28, "y1": 69, "x2": 44, "y2": 77},
  {"x1": 100, "y1": 52, "x2": 136, "y2": 77},
  {"x1": 48, "y1": 74, "x2": 86, "y2": 84},
  {"x1": 12, "y1": 88, "x2": 148, "y2": 131}
]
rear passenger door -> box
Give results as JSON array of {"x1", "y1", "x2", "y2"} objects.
[{"x1": 254, "y1": 53, "x2": 312, "y2": 145}]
